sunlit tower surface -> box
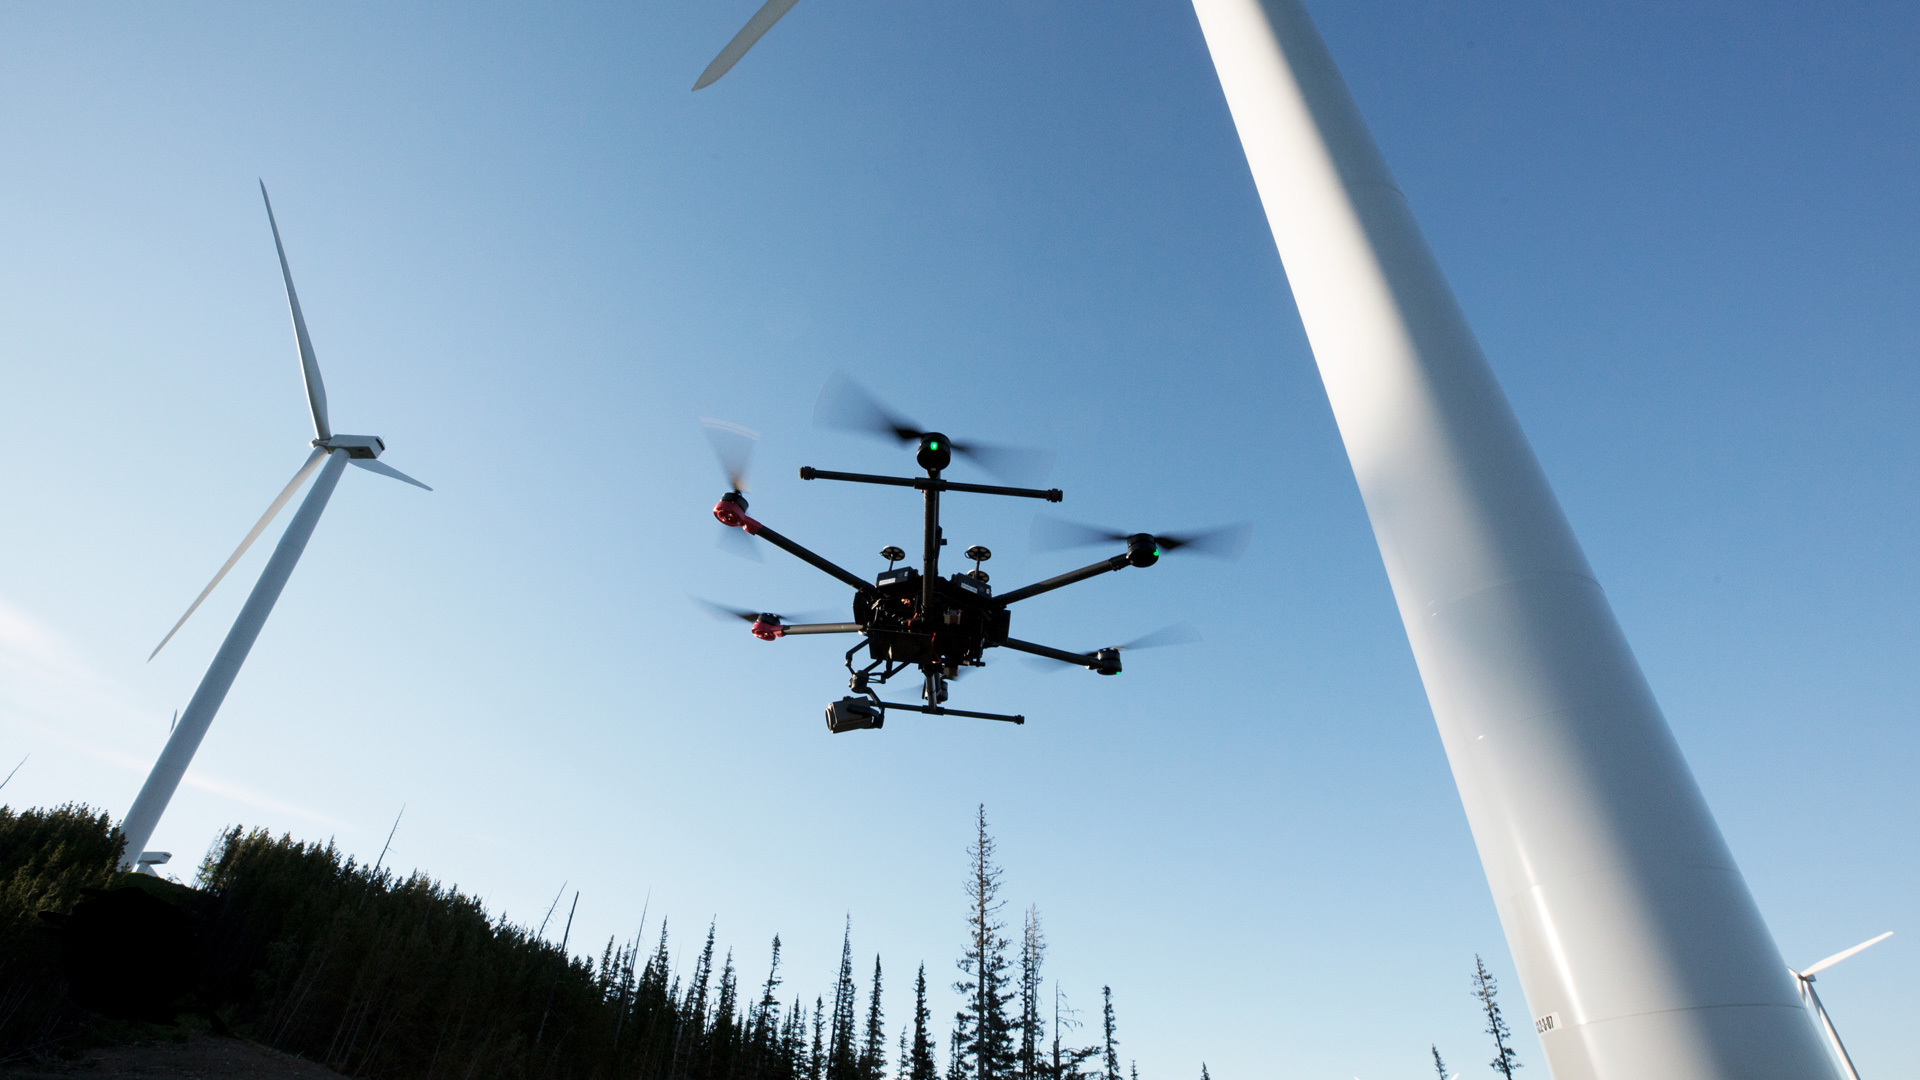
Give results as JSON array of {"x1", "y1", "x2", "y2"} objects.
[{"x1": 1187, "y1": 0, "x2": 1838, "y2": 1075}]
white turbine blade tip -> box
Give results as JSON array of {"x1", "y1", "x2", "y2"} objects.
[
  {"x1": 693, "y1": 0, "x2": 803, "y2": 90},
  {"x1": 1803, "y1": 931, "x2": 1894, "y2": 976},
  {"x1": 350, "y1": 457, "x2": 432, "y2": 491}
]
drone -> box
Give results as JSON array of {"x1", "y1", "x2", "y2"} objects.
[{"x1": 706, "y1": 375, "x2": 1247, "y2": 733}]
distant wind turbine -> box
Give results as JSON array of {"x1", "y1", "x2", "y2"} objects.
[
  {"x1": 1789, "y1": 931, "x2": 1893, "y2": 1080},
  {"x1": 117, "y1": 182, "x2": 430, "y2": 869}
]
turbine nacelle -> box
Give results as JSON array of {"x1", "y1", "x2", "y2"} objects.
[{"x1": 317, "y1": 434, "x2": 386, "y2": 459}]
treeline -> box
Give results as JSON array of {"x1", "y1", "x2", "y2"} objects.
[{"x1": 0, "y1": 803, "x2": 1175, "y2": 1080}]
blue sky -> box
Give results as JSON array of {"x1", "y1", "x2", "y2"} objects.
[{"x1": 1, "y1": 1, "x2": 1914, "y2": 1076}]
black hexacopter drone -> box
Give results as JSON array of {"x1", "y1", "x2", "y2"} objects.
[{"x1": 706, "y1": 375, "x2": 1247, "y2": 732}]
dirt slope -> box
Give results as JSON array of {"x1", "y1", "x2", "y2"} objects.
[{"x1": 2, "y1": 1035, "x2": 343, "y2": 1080}]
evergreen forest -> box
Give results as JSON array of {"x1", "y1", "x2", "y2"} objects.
[{"x1": 0, "y1": 802, "x2": 1166, "y2": 1080}]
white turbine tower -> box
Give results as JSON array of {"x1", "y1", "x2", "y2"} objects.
[
  {"x1": 695, "y1": 3, "x2": 1863, "y2": 1077},
  {"x1": 1789, "y1": 932, "x2": 1893, "y2": 1080},
  {"x1": 119, "y1": 183, "x2": 429, "y2": 869}
]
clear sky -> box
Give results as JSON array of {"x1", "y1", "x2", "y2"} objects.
[{"x1": 1, "y1": 1, "x2": 1914, "y2": 1076}]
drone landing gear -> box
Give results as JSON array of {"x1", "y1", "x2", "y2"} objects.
[
  {"x1": 826, "y1": 695, "x2": 1024, "y2": 733},
  {"x1": 829, "y1": 643, "x2": 1022, "y2": 731}
]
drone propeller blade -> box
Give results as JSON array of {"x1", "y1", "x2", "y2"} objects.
[
  {"x1": 701, "y1": 416, "x2": 759, "y2": 493},
  {"x1": 1030, "y1": 517, "x2": 1251, "y2": 560},
  {"x1": 260, "y1": 181, "x2": 331, "y2": 442},
  {"x1": 691, "y1": 597, "x2": 835, "y2": 625},
  {"x1": 350, "y1": 457, "x2": 432, "y2": 491},
  {"x1": 949, "y1": 440, "x2": 1055, "y2": 486},
  {"x1": 693, "y1": 0, "x2": 804, "y2": 91},
  {"x1": 1022, "y1": 624, "x2": 1198, "y2": 673},
  {"x1": 814, "y1": 372, "x2": 1052, "y2": 482},
  {"x1": 1117, "y1": 623, "x2": 1202, "y2": 652},
  {"x1": 694, "y1": 597, "x2": 762, "y2": 622},
  {"x1": 149, "y1": 447, "x2": 328, "y2": 661},
  {"x1": 1802, "y1": 931, "x2": 1893, "y2": 976},
  {"x1": 1030, "y1": 517, "x2": 1129, "y2": 552},
  {"x1": 814, "y1": 371, "x2": 922, "y2": 444},
  {"x1": 1153, "y1": 522, "x2": 1252, "y2": 560},
  {"x1": 716, "y1": 525, "x2": 764, "y2": 561}
]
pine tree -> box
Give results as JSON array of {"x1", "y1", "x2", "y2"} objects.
[
  {"x1": 909, "y1": 964, "x2": 938, "y2": 1080},
  {"x1": 812, "y1": 998, "x2": 828, "y2": 1080},
  {"x1": 1471, "y1": 956, "x2": 1520, "y2": 1079},
  {"x1": 953, "y1": 806, "x2": 1015, "y2": 1080},
  {"x1": 1048, "y1": 982, "x2": 1096, "y2": 1080},
  {"x1": 1098, "y1": 988, "x2": 1118, "y2": 1080},
  {"x1": 711, "y1": 949, "x2": 740, "y2": 1080},
  {"x1": 1430, "y1": 1045, "x2": 1447, "y2": 1079},
  {"x1": 748, "y1": 937, "x2": 786, "y2": 1080},
  {"x1": 1017, "y1": 908, "x2": 1045, "y2": 1080},
  {"x1": 1199, "y1": 1065, "x2": 1211, "y2": 1080},
  {"x1": 860, "y1": 956, "x2": 887, "y2": 1080},
  {"x1": 673, "y1": 922, "x2": 718, "y2": 1080},
  {"x1": 828, "y1": 924, "x2": 861, "y2": 1080}
]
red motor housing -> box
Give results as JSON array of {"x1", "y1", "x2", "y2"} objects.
[{"x1": 712, "y1": 492, "x2": 761, "y2": 534}]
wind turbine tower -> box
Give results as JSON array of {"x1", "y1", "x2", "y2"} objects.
[
  {"x1": 1186, "y1": 0, "x2": 1838, "y2": 1076},
  {"x1": 119, "y1": 184, "x2": 429, "y2": 869}
]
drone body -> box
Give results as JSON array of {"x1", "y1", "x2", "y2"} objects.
[{"x1": 705, "y1": 379, "x2": 1243, "y2": 732}]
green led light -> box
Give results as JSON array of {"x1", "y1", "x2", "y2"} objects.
[{"x1": 930, "y1": 440, "x2": 940, "y2": 450}]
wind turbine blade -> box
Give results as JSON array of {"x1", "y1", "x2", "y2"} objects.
[
  {"x1": 350, "y1": 457, "x2": 433, "y2": 491},
  {"x1": 149, "y1": 447, "x2": 327, "y2": 661},
  {"x1": 0, "y1": 754, "x2": 25, "y2": 793},
  {"x1": 1803, "y1": 931, "x2": 1893, "y2": 976},
  {"x1": 259, "y1": 181, "x2": 331, "y2": 441},
  {"x1": 693, "y1": 0, "x2": 803, "y2": 90}
]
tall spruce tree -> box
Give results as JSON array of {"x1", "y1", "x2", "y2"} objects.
[
  {"x1": 749, "y1": 937, "x2": 786, "y2": 1080},
  {"x1": 812, "y1": 998, "x2": 827, "y2": 1080},
  {"x1": 710, "y1": 949, "x2": 740, "y2": 1080},
  {"x1": 829, "y1": 925, "x2": 861, "y2": 1080},
  {"x1": 953, "y1": 806, "x2": 1015, "y2": 1080},
  {"x1": 860, "y1": 956, "x2": 887, "y2": 1080},
  {"x1": 1199, "y1": 1065, "x2": 1211, "y2": 1080},
  {"x1": 1430, "y1": 1045, "x2": 1448, "y2": 1079},
  {"x1": 1471, "y1": 956, "x2": 1520, "y2": 1079},
  {"x1": 909, "y1": 964, "x2": 938, "y2": 1080},
  {"x1": 1017, "y1": 907, "x2": 1045, "y2": 1080},
  {"x1": 1098, "y1": 988, "x2": 1118, "y2": 1080}
]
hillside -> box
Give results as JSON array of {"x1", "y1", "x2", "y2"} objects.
[
  {"x1": 2, "y1": 1032, "x2": 341, "y2": 1080},
  {"x1": 0, "y1": 804, "x2": 1146, "y2": 1080}
]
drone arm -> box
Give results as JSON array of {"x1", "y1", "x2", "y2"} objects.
[
  {"x1": 995, "y1": 636, "x2": 1102, "y2": 668},
  {"x1": 747, "y1": 522, "x2": 872, "y2": 592},
  {"x1": 800, "y1": 467, "x2": 1062, "y2": 502},
  {"x1": 992, "y1": 555, "x2": 1131, "y2": 606},
  {"x1": 780, "y1": 622, "x2": 865, "y2": 636}
]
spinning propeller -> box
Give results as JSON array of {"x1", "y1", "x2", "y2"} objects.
[
  {"x1": 1026, "y1": 623, "x2": 1202, "y2": 674},
  {"x1": 694, "y1": 597, "x2": 837, "y2": 641},
  {"x1": 814, "y1": 372, "x2": 1053, "y2": 484},
  {"x1": 1031, "y1": 517, "x2": 1252, "y2": 566},
  {"x1": 702, "y1": 417, "x2": 762, "y2": 560}
]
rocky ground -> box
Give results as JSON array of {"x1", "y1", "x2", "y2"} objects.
[{"x1": 1, "y1": 1034, "x2": 341, "y2": 1080}]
